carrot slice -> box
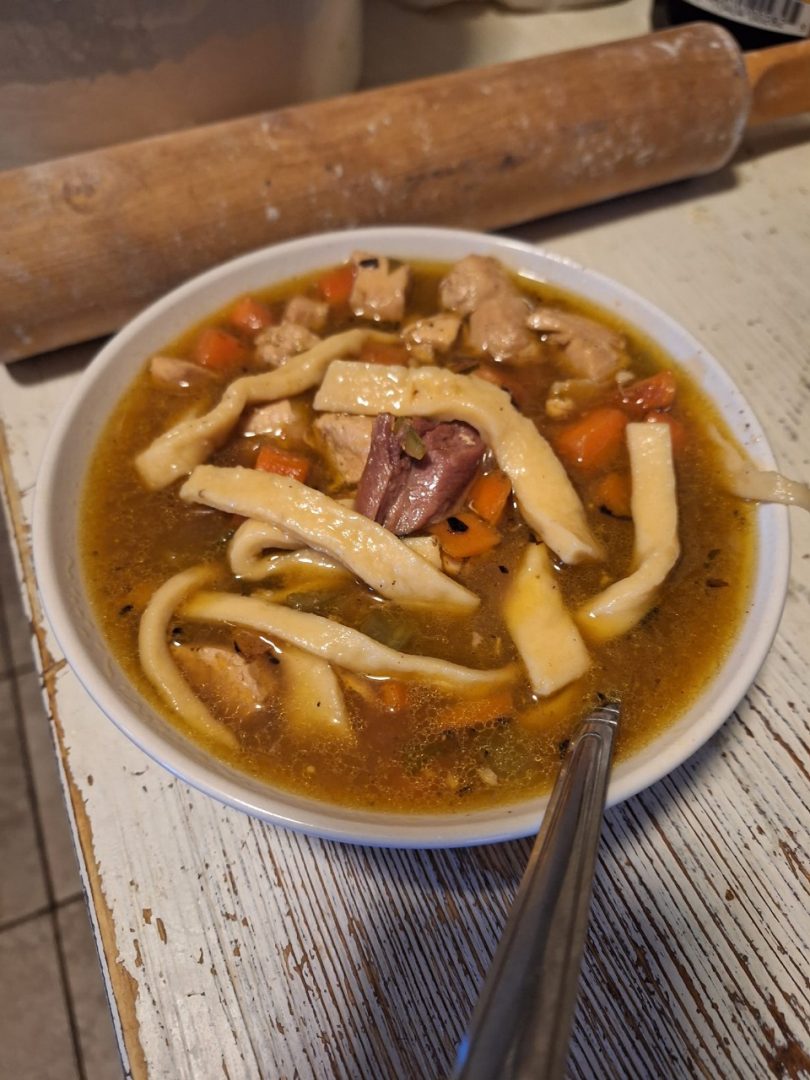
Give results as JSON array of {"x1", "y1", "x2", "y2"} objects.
[
  {"x1": 554, "y1": 407, "x2": 628, "y2": 472},
  {"x1": 434, "y1": 688, "x2": 513, "y2": 731},
  {"x1": 467, "y1": 469, "x2": 512, "y2": 525},
  {"x1": 317, "y1": 264, "x2": 355, "y2": 305},
  {"x1": 359, "y1": 341, "x2": 410, "y2": 366},
  {"x1": 230, "y1": 296, "x2": 275, "y2": 335},
  {"x1": 429, "y1": 511, "x2": 501, "y2": 559},
  {"x1": 617, "y1": 371, "x2": 677, "y2": 418},
  {"x1": 645, "y1": 411, "x2": 686, "y2": 454},
  {"x1": 255, "y1": 445, "x2": 311, "y2": 483},
  {"x1": 592, "y1": 471, "x2": 631, "y2": 518},
  {"x1": 193, "y1": 327, "x2": 248, "y2": 373}
]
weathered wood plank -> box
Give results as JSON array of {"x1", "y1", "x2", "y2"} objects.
[{"x1": 0, "y1": 44, "x2": 808, "y2": 1080}]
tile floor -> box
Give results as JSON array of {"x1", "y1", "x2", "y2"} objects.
[{"x1": 0, "y1": 507, "x2": 123, "y2": 1079}]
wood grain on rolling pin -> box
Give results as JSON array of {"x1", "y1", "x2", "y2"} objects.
[{"x1": 0, "y1": 24, "x2": 750, "y2": 363}]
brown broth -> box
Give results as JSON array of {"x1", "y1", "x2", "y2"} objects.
[{"x1": 80, "y1": 260, "x2": 755, "y2": 813}]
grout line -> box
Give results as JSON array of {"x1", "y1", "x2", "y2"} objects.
[
  {"x1": 50, "y1": 906, "x2": 89, "y2": 1080},
  {"x1": 0, "y1": 901, "x2": 55, "y2": 936},
  {"x1": 0, "y1": 890, "x2": 86, "y2": 936},
  {"x1": 5, "y1": 658, "x2": 87, "y2": 1079},
  {"x1": 0, "y1": 661, "x2": 36, "y2": 685},
  {"x1": 56, "y1": 890, "x2": 86, "y2": 911}
]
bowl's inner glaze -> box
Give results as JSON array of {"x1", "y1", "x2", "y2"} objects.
[{"x1": 33, "y1": 228, "x2": 789, "y2": 846}]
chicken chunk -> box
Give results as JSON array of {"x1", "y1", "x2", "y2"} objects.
[
  {"x1": 313, "y1": 413, "x2": 374, "y2": 486},
  {"x1": 255, "y1": 322, "x2": 320, "y2": 367},
  {"x1": 240, "y1": 399, "x2": 304, "y2": 439},
  {"x1": 544, "y1": 377, "x2": 613, "y2": 420},
  {"x1": 439, "y1": 255, "x2": 516, "y2": 316},
  {"x1": 402, "y1": 313, "x2": 461, "y2": 363},
  {"x1": 284, "y1": 295, "x2": 329, "y2": 333},
  {"x1": 149, "y1": 355, "x2": 218, "y2": 391},
  {"x1": 349, "y1": 252, "x2": 410, "y2": 324},
  {"x1": 467, "y1": 294, "x2": 540, "y2": 364},
  {"x1": 173, "y1": 643, "x2": 277, "y2": 722},
  {"x1": 529, "y1": 308, "x2": 627, "y2": 382}
]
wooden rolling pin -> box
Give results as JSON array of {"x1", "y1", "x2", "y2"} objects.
[{"x1": 1, "y1": 22, "x2": 808, "y2": 363}]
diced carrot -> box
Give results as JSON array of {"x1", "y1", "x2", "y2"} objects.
[
  {"x1": 434, "y1": 688, "x2": 514, "y2": 731},
  {"x1": 359, "y1": 340, "x2": 410, "y2": 366},
  {"x1": 379, "y1": 680, "x2": 409, "y2": 713},
  {"x1": 229, "y1": 296, "x2": 275, "y2": 335},
  {"x1": 554, "y1": 407, "x2": 628, "y2": 472},
  {"x1": 617, "y1": 371, "x2": 677, "y2": 418},
  {"x1": 467, "y1": 469, "x2": 512, "y2": 525},
  {"x1": 255, "y1": 444, "x2": 311, "y2": 483},
  {"x1": 193, "y1": 327, "x2": 248, "y2": 373},
  {"x1": 645, "y1": 410, "x2": 687, "y2": 454},
  {"x1": 429, "y1": 511, "x2": 501, "y2": 559},
  {"x1": 592, "y1": 471, "x2": 631, "y2": 518},
  {"x1": 317, "y1": 263, "x2": 355, "y2": 305}
]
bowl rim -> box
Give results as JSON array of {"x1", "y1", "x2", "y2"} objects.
[{"x1": 32, "y1": 225, "x2": 791, "y2": 848}]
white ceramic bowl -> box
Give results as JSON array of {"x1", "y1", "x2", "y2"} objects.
[{"x1": 33, "y1": 226, "x2": 790, "y2": 847}]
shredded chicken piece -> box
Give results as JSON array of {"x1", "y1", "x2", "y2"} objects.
[
  {"x1": 545, "y1": 377, "x2": 613, "y2": 420},
  {"x1": 179, "y1": 592, "x2": 517, "y2": 695},
  {"x1": 284, "y1": 295, "x2": 329, "y2": 333},
  {"x1": 312, "y1": 413, "x2": 373, "y2": 486},
  {"x1": 255, "y1": 322, "x2": 320, "y2": 367},
  {"x1": 577, "y1": 423, "x2": 679, "y2": 642},
  {"x1": 239, "y1": 399, "x2": 304, "y2": 439},
  {"x1": 138, "y1": 565, "x2": 237, "y2": 749},
  {"x1": 181, "y1": 465, "x2": 478, "y2": 610},
  {"x1": 173, "y1": 644, "x2": 276, "y2": 722},
  {"x1": 135, "y1": 328, "x2": 396, "y2": 490},
  {"x1": 150, "y1": 355, "x2": 218, "y2": 391},
  {"x1": 439, "y1": 255, "x2": 516, "y2": 316},
  {"x1": 402, "y1": 313, "x2": 461, "y2": 363},
  {"x1": 314, "y1": 362, "x2": 602, "y2": 564},
  {"x1": 467, "y1": 294, "x2": 540, "y2": 364},
  {"x1": 349, "y1": 251, "x2": 411, "y2": 324},
  {"x1": 530, "y1": 308, "x2": 627, "y2": 382}
]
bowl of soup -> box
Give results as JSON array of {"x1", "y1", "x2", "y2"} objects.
[{"x1": 32, "y1": 226, "x2": 790, "y2": 847}]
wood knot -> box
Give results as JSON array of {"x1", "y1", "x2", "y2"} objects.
[{"x1": 62, "y1": 174, "x2": 98, "y2": 214}]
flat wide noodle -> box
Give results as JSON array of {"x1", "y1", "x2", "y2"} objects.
[
  {"x1": 313, "y1": 361, "x2": 602, "y2": 563},
  {"x1": 135, "y1": 329, "x2": 396, "y2": 490},
  {"x1": 502, "y1": 542, "x2": 591, "y2": 695},
  {"x1": 138, "y1": 565, "x2": 238, "y2": 749},
  {"x1": 708, "y1": 425, "x2": 810, "y2": 511},
  {"x1": 180, "y1": 592, "x2": 517, "y2": 694},
  {"x1": 182, "y1": 466, "x2": 478, "y2": 611},
  {"x1": 229, "y1": 520, "x2": 302, "y2": 579},
  {"x1": 229, "y1": 521, "x2": 442, "y2": 582},
  {"x1": 280, "y1": 645, "x2": 353, "y2": 742},
  {"x1": 577, "y1": 423, "x2": 679, "y2": 642}
]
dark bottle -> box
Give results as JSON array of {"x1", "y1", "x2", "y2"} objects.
[{"x1": 652, "y1": 0, "x2": 810, "y2": 48}]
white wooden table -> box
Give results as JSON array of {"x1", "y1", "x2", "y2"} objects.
[{"x1": 2, "y1": 5, "x2": 809, "y2": 1077}]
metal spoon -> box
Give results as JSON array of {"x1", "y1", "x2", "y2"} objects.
[{"x1": 453, "y1": 700, "x2": 621, "y2": 1080}]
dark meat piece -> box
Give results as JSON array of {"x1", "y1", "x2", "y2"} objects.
[{"x1": 355, "y1": 414, "x2": 485, "y2": 536}]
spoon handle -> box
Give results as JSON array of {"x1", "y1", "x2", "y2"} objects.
[{"x1": 453, "y1": 701, "x2": 620, "y2": 1080}]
